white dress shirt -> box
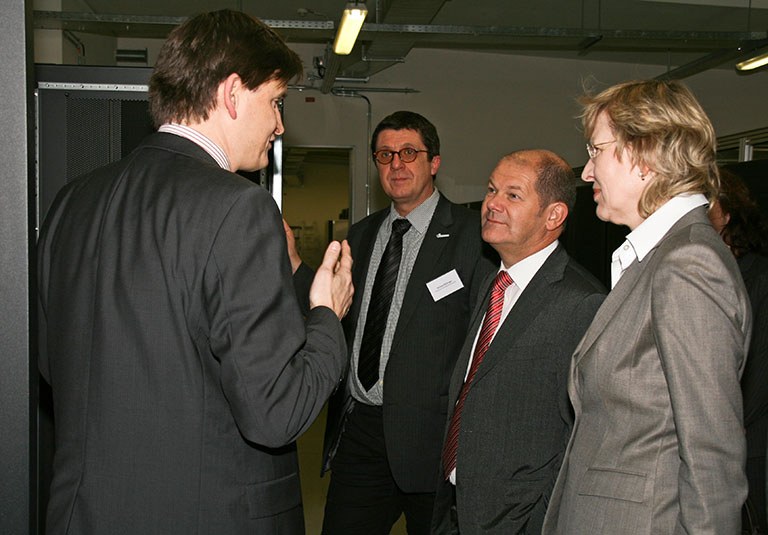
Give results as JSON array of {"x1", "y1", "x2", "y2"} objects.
[
  {"x1": 611, "y1": 193, "x2": 708, "y2": 289},
  {"x1": 449, "y1": 239, "x2": 558, "y2": 484}
]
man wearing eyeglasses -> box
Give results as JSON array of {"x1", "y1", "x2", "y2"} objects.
[{"x1": 320, "y1": 110, "x2": 497, "y2": 534}]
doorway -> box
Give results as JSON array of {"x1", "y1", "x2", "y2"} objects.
[{"x1": 281, "y1": 146, "x2": 352, "y2": 269}]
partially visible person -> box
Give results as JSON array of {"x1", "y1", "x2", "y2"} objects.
[
  {"x1": 318, "y1": 111, "x2": 497, "y2": 534},
  {"x1": 542, "y1": 80, "x2": 751, "y2": 534},
  {"x1": 431, "y1": 150, "x2": 605, "y2": 534},
  {"x1": 37, "y1": 10, "x2": 353, "y2": 535},
  {"x1": 284, "y1": 218, "x2": 314, "y2": 314},
  {"x1": 710, "y1": 168, "x2": 768, "y2": 534}
]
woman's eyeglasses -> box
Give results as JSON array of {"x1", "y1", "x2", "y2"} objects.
[{"x1": 586, "y1": 140, "x2": 616, "y2": 159}]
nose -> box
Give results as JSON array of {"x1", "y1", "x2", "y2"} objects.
[
  {"x1": 389, "y1": 152, "x2": 405, "y2": 169},
  {"x1": 274, "y1": 110, "x2": 285, "y2": 136},
  {"x1": 581, "y1": 158, "x2": 595, "y2": 183},
  {"x1": 484, "y1": 191, "x2": 500, "y2": 212}
]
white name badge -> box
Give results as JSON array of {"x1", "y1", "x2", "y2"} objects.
[{"x1": 427, "y1": 269, "x2": 464, "y2": 302}]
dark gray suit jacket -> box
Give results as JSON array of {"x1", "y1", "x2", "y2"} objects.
[
  {"x1": 432, "y1": 244, "x2": 605, "y2": 534},
  {"x1": 37, "y1": 133, "x2": 347, "y2": 534},
  {"x1": 740, "y1": 253, "x2": 768, "y2": 461},
  {"x1": 322, "y1": 194, "x2": 497, "y2": 493}
]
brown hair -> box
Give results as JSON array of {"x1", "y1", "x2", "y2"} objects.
[
  {"x1": 371, "y1": 111, "x2": 441, "y2": 160},
  {"x1": 502, "y1": 150, "x2": 577, "y2": 213},
  {"x1": 714, "y1": 168, "x2": 767, "y2": 257},
  {"x1": 148, "y1": 10, "x2": 302, "y2": 127}
]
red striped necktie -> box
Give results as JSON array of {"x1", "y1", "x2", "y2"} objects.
[{"x1": 442, "y1": 270, "x2": 514, "y2": 479}]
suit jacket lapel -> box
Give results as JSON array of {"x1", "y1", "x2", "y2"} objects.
[
  {"x1": 572, "y1": 208, "x2": 705, "y2": 368},
  {"x1": 390, "y1": 194, "x2": 454, "y2": 353},
  {"x1": 570, "y1": 256, "x2": 644, "y2": 368},
  {"x1": 472, "y1": 246, "x2": 569, "y2": 385}
]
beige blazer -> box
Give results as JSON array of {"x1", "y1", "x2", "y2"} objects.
[{"x1": 542, "y1": 207, "x2": 751, "y2": 534}]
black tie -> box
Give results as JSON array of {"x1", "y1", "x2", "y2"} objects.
[{"x1": 357, "y1": 218, "x2": 412, "y2": 390}]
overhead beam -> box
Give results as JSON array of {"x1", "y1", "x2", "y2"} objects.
[
  {"x1": 33, "y1": 10, "x2": 768, "y2": 83},
  {"x1": 656, "y1": 37, "x2": 768, "y2": 80},
  {"x1": 34, "y1": 11, "x2": 766, "y2": 47}
]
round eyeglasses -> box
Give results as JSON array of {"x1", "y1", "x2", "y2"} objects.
[
  {"x1": 372, "y1": 147, "x2": 429, "y2": 165},
  {"x1": 586, "y1": 140, "x2": 616, "y2": 159}
]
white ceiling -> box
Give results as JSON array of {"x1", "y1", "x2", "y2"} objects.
[{"x1": 35, "y1": 0, "x2": 768, "y2": 88}]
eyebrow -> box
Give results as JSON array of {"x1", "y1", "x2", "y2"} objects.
[
  {"x1": 489, "y1": 177, "x2": 524, "y2": 192},
  {"x1": 375, "y1": 144, "x2": 422, "y2": 151}
]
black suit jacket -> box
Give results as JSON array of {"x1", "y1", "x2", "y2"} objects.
[
  {"x1": 740, "y1": 252, "x2": 768, "y2": 461},
  {"x1": 37, "y1": 133, "x2": 347, "y2": 534},
  {"x1": 432, "y1": 245, "x2": 605, "y2": 534},
  {"x1": 739, "y1": 253, "x2": 768, "y2": 530},
  {"x1": 322, "y1": 194, "x2": 497, "y2": 493}
]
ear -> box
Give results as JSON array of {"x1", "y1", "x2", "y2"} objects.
[
  {"x1": 637, "y1": 161, "x2": 656, "y2": 182},
  {"x1": 429, "y1": 154, "x2": 441, "y2": 177},
  {"x1": 544, "y1": 202, "x2": 568, "y2": 231},
  {"x1": 221, "y1": 73, "x2": 242, "y2": 120}
]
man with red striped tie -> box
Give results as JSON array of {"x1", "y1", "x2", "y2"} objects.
[{"x1": 432, "y1": 149, "x2": 606, "y2": 534}]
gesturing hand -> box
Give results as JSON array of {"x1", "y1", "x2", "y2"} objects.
[{"x1": 309, "y1": 240, "x2": 354, "y2": 319}]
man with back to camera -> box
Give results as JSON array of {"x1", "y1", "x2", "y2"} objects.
[
  {"x1": 319, "y1": 111, "x2": 498, "y2": 534},
  {"x1": 37, "y1": 10, "x2": 353, "y2": 535},
  {"x1": 431, "y1": 150, "x2": 606, "y2": 534}
]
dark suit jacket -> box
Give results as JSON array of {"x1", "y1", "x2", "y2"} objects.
[
  {"x1": 739, "y1": 253, "x2": 768, "y2": 530},
  {"x1": 740, "y1": 252, "x2": 768, "y2": 462},
  {"x1": 322, "y1": 194, "x2": 497, "y2": 493},
  {"x1": 37, "y1": 133, "x2": 347, "y2": 535},
  {"x1": 431, "y1": 245, "x2": 605, "y2": 534}
]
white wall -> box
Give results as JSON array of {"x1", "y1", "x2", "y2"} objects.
[{"x1": 285, "y1": 44, "x2": 768, "y2": 221}]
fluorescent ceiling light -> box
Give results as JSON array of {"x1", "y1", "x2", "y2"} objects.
[
  {"x1": 333, "y1": 2, "x2": 368, "y2": 55},
  {"x1": 736, "y1": 51, "x2": 768, "y2": 71}
]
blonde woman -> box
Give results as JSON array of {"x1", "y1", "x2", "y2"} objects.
[{"x1": 542, "y1": 80, "x2": 751, "y2": 534}]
